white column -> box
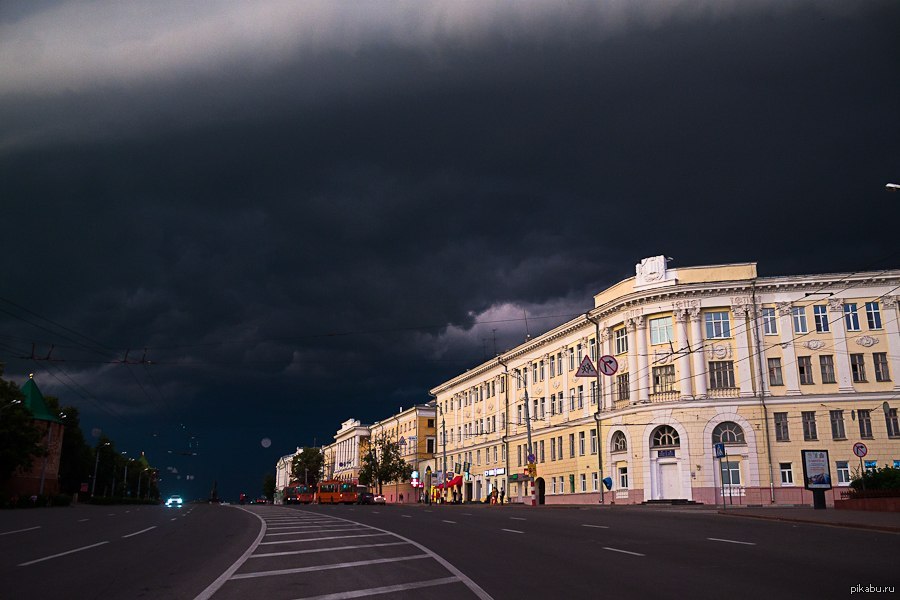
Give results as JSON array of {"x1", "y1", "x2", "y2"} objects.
[
  {"x1": 634, "y1": 318, "x2": 649, "y2": 403},
  {"x1": 731, "y1": 301, "x2": 755, "y2": 397},
  {"x1": 627, "y1": 319, "x2": 639, "y2": 403},
  {"x1": 777, "y1": 302, "x2": 802, "y2": 395},
  {"x1": 600, "y1": 326, "x2": 612, "y2": 410},
  {"x1": 689, "y1": 308, "x2": 707, "y2": 399},
  {"x1": 675, "y1": 309, "x2": 694, "y2": 400},
  {"x1": 880, "y1": 296, "x2": 900, "y2": 392},
  {"x1": 828, "y1": 298, "x2": 856, "y2": 393}
]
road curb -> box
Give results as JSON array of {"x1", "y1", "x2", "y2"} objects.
[{"x1": 717, "y1": 510, "x2": 900, "y2": 534}]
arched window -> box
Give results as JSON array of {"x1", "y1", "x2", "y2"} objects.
[
  {"x1": 712, "y1": 421, "x2": 745, "y2": 445},
  {"x1": 611, "y1": 430, "x2": 627, "y2": 453},
  {"x1": 651, "y1": 425, "x2": 680, "y2": 448}
]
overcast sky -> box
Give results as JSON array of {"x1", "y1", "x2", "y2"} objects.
[{"x1": 1, "y1": 0, "x2": 898, "y2": 500}]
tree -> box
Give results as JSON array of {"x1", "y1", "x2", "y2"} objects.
[
  {"x1": 262, "y1": 472, "x2": 276, "y2": 501},
  {"x1": 291, "y1": 448, "x2": 324, "y2": 487},
  {"x1": 358, "y1": 434, "x2": 413, "y2": 495},
  {"x1": 45, "y1": 399, "x2": 93, "y2": 496},
  {"x1": 0, "y1": 366, "x2": 45, "y2": 484}
]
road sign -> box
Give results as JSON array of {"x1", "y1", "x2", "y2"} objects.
[
  {"x1": 714, "y1": 442, "x2": 726, "y2": 459},
  {"x1": 852, "y1": 442, "x2": 868, "y2": 458},
  {"x1": 399, "y1": 436, "x2": 406, "y2": 446},
  {"x1": 527, "y1": 453, "x2": 536, "y2": 463},
  {"x1": 598, "y1": 355, "x2": 619, "y2": 376},
  {"x1": 575, "y1": 355, "x2": 599, "y2": 378}
]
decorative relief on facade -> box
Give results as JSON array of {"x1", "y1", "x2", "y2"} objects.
[
  {"x1": 601, "y1": 326, "x2": 612, "y2": 341},
  {"x1": 674, "y1": 309, "x2": 687, "y2": 323},
  {"x1": 553, "y1": 381, "x2": 561, "y2": 390},
  {"x1": 653, "y1": 349, "x2": 675, "y2": 364},
  {"x1": 776, "y1": 302, "x2": 792, "y2": 317},
  {"x1": 706, "y1": 342, "x2": 733, "y2": 360},
  {"x1": 487, "y1": 403, "x2": 493, "y2": 411},
  {"x1": 634, "y1": 255, "x2": 677, "y2": 290},
  {"x1": 804, "y1": 340, "x2": 826, "y2": 350},
  {"x1": 827, "y1": 298, "x2": 843, "y2": 313},
  {"x1": 730, "y1": 297, "x2": 751, "y2": 319},
  {"x1": 535, "y1": 386, "x2": 542, "y2": 395},
  {"x1": 856, "y1": 335, "x2": 879, "y2": 348},
  {"x1": 476, "y1": 407, "x2": 481, "y2": 415},
  {"x1": 884, "y1": 296, "x2": 898, "y2": 309}
]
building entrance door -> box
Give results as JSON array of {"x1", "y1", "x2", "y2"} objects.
[
  {"x1": 659, "y1": 462, "x2": 681, "y2": 499},
  {"x1": 536, "y1": 478, "x2": 545, "y2": 504}
]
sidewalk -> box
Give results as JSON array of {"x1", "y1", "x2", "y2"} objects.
[{"x1": 716, "y1": 505, "x2": 900, "y2": 533}]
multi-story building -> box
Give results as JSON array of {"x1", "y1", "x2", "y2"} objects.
[
  {"x1": 368, "y1": 404, "x2": 437, "y2": 503},
  {"x1": 323, "y1": 419, "x2": 370, "y2": 482},
  {"x1": 430, "y1": 256, "x2": 900, "y2": 506}
]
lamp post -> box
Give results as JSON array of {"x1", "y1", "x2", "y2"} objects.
[
  {"x1": 0, "y1": 399, "x2": 22, "y2": 423},
  {"x1": 122, "y1": 453, "x2": 132, "y2": 497},
  {"x1": 91, "y1": 442, "x2": 110, "y2": 497},
  {"x1": 137, "y1": 468, "x2": 148, "y2": 499}
]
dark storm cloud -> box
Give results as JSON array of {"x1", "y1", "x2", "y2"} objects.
[{"x1": 1, "y1": 0, "x2": 899, "y2": 499}]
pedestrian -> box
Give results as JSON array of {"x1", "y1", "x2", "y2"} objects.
[
  {"x1": 500, "y1": 489, "x2": 505, "y2": 505},
  {"x1": 399, "y1": 493, "x2": 404, "y2": 503}
]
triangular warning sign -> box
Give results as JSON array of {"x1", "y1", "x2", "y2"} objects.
[{"x1": 575, "y1": 355, "x2": 599, "y2": 378}]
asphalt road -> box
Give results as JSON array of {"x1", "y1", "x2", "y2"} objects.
[{"x1": 3, "y1": 502, "x2": 898, "y2": 600}]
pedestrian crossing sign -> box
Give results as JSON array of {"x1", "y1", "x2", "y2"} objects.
[{"x1": 575, "y1": 355, "x2": 599, "y2": 378}]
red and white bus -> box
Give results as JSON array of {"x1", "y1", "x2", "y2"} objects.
[
  {"x1": 316, "y1": 480, "x2": 365, "y2": 504},
  {"x1": 283, "y1": 483, "x2": 315, "y2": 504}
]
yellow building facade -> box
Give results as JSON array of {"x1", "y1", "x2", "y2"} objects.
[
  {"x1": 368, "y1": 404, "x2": 437, "y2": 503},
  {"x1": 430, "y1": 256, "x2": 900, "y2": 506}
]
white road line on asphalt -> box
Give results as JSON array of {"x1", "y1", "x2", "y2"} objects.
[
  {"x1": 267, "y1": 525, "x2": 346, "y2": 531},
  {"x1": 316, "y1": 510, "x2": 495, "y2": 600},
  {"x1": 170, "y1": 518, "x2": 178, "y2": 521},
  {"x1": 509, "y1": 517, "x2": 526, "y2": 521},
  {"x1": 602, "y1": 547, "x2": 645, "y2": 557},
  {"x1": 18, "y1": 541, "x2": 109, "y2": 566},
  {"x1": 107, "y1": 513, "x2": 115, "y2": 516},
  {"x1": 78, "y1": 519, "x2": 89, "y2": 522},
  {"x1": 260, "y1": 533, "x2": 390, "y2": 545},
  {"x1": 292, "y1": 576, "x2": 461, "y2": 600},
  {"x1": 1, "y1": 526, "x2": 41, "y2": 536},
  {"x1": 401, "y1": 515, "x2": 412, "y2": 518},
  {"x1": 251, "y1": 541, "x2": 409, "y2": 559},
  {"x1": 442, "y1": 520, "x2": 456, "y2": 524},
  {"x1": 266, "y1": 528, "x2": 364, "y2": 537},
  {"x1": 122, "y1": 526, "x2": 157, "y2": 538},
  {"x1": 193, "y1": 506, "x2": 268, "y2": 600},
  {"x1": 581, "y1": 524, "x2": 609, "y2": 529},
  {"x1": 707, "y1": 537, "x2": 756, "y2": 546},
  {"x1": 231, "y1": 555, "x2": 430, "y2": 580},
  {"x1": 501, "y1": 529, "x2": 524, "y2": 534},
  {"x1": 461, "y1": 513, "x2": 472, "y2": 516}
]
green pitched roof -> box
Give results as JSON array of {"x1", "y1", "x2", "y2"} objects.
[{"x1": 21, "y1": 378, "x2": 63, "y2": 424}]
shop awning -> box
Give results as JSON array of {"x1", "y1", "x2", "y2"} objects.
[{"x1": 446, "y1": 475, "x2": 463, "y2": 488}]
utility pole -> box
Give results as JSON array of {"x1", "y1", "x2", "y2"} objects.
[
  {"x1": 523, "y1": 387, "x2": 535, "y2": 506},
  {"x1": 587, "y1": 313, "x2": 605, "y2": 504}
]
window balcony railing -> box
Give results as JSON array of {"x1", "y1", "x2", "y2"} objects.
[
  {"x1": 708, "y1": 387, "x2": 740, "y2": 398},
  {"x1": 649, "y1": 390, "x2": 680, "y2": 403}
]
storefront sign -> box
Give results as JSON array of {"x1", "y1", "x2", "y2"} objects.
[{"x1": 657, "y1": 450, "x2": 675, "y2": 458}]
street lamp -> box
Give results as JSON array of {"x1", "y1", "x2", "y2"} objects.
[
  {"x1": 0, "y1": 399, "x2": 22, "y2": 424},
  {"x1": 91, "y1": 442, "x2": 111, "y2": 497},
  {"x1": 886, "y1": 183, "x2": 900, "y2": 192}
]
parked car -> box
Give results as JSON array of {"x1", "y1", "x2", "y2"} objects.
[
  {"x1": 373, "y1": 494, "x2": 386, "y2": 505},
  {"x1": 357, "y1": 492, "x2": 376, "y2": 505},
  {"x1": 165, "y1": 495, "x2": 183, "y2": 508},
  {"x1": 249, "y1": 496, "x2": 268, "y2": 504}
]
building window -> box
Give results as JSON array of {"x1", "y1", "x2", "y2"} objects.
[
  {"x1": 705, "y1": 311, "x2": 731, "y2": 339},
  {"x1": 774, "y1": 412, "x2": 789, "y2": 441},
  {"x1": 874, "y1": 353, "x2": 891, "y2": 382},
  {"x1": 590, "y1": 381, "x2": 598, "y2": 405},
  {"x1": 578, "y1": 431, "x2": 586, "y2": 456},
  {"x1": 569, "y1": 433, "x2": 575, "y2": 458},
  {"x1": 820, "y1": 355, "x2": 836, "y2": 384},
  {"x1": 712, "y1": 421, "x2": 745, "y2": 445},
  {"x1": 813, "y1": 305, "x2": 829, "y2": 333},
  {"x1": 532, "y1": 363, "x2": 538, "y2": 384},
  {"x1": 720, "y1": 461, "x2": 741, "y2": 485},
  {"x1": 539, "y1": 440, "x2": 545, "y2": 463},
  {"x1": 427, "y1": 438, "x2": 435, "y2": 453},
  {"x1": 802, "y1": 411, "x2": 818, "y2": 441},
  {"x1": 550, "y1": 437, "x2": 556, "y2": 461},
  {"x1": 650, "y1": 317, "x2": 674, "y2": 344},
  {"x1": 886, "y1": 408, "x2": 900, "y2": 438},
  {"x1": 865, "y1": 302, "x2": 882, "y2": 329},
  {"x1": 708, "y1": 361, "x2": 735, "y2": 389},
  {"x1": 651, "y1": 425, "x2": 680, "y2": 448},
  {"x1": 551, "y1": 477, "x2": 557, "y2": 494},
  {"x1": 616, "y1": 373, "x2": 630, "y2": 401},
  {"x1": 517, "y1": 406, "x2": 522, "y2": 425},
  {"x1": 590, "y1": 338, "x2": 597, "y2": 361},
  {"x1": 844, "y1": 303, "x2": 860, "y2": 331},
  {"x1": 762, "y1": 307, "x2": 778, "y2": 335},
  {"x1": 493, "y1": 446, "x2": 498, "y2": 463},
  {"x1": 768, "y1": 358, "x2": 784, "y2": 386},
  {"x1": 590, "y1": 429, "x2": 597, "y2": 454},
  {"x1": 615, "y1": 328, "x2": 628, "y2": 355},
  {"x1": 517, "y1": 445, "x2": 522, "y2": 467},
  {"x1": 850, "y1": 354, "x2": 867, "y2": 382},
  {"x1": 569, "y1": 348, "x2": 575, "y2": 371},
  {"x1": 540, "y1": 360, "x2": 546, "y2": 381},
  {"x1": 556, "y1": 394, "x2": 563, "y2": 414},
  {"x1": 865, "y1": 460, "x2": 877, "y2": 473},
  {"x1": 569, "y1": 388, "x2": 576, "y2": 411},
  {"x1": 836, "y1": 461, "x2": 850, "y2": 485},
  {"x1": 858, "y1": 409, "x2": 873, "y2": 438},
  {"x1": 592, "y1": 472, "x2": 599, "y2": 491},
  {"x1": 652, "y1": 365, "x2": 676, "y2": 394},
  {"x1": 791, "y1": 306, "x2": 808, "y2": 334},
  {"x1": 618, "y1": 466, "x2": 629, "y2": 489},
  {"x1": 830, "y1": 410, "x2": 846, "y2": 439},
  {"x1": 549, "y1": 355, "x2": 556, "y2": 378},
  {"x1": 577, "y1": 386, "x2": 584, "y2": 409},
  {"x1": 612, "y1": 430, "x2": 627, "y2": 453},
  {"x1": 580, "y1": 474, "x2": 587, "y2": 493},
  {"x1": 780, "y1": 463, "x2": 793, "y2": 485},
  {"x1": 798, "y1": 356, "x2": 814, "y2": 385}
]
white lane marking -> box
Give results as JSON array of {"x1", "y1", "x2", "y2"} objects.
[
  {"x1": 372, "y1": 511, "x2": 380, "y2": 514},
  {"x1": 707, "y1": 537, "x2": 756, "y2": 546},
  {"x1": 1, "y1": 526, "x2": 41, "y2": 536},
  {"x1": 442, "y1": 520, "x2": 456, "y2": 524},
  {"x1": 193, "y1": 507, "x2": 267, "y2": 600},
  {"x1": 266, "y1": 528, "x2": 363, "y2": 537},
  {"x1": 602, "y1": 547, "x2": 645, "y2": 557},
  {"x1": 401, "y1": 515, "x2": 412, "y2": 518},
  {"x1": 18, "y1": 541, "x2": 109, "y2": 566},
  {"x1": 314, "y1": 510, "x2": 494, "y2": 600},
  {"x1": 107, "y1": 513, "x2": 115, "y2": 516},
  {"x1": 424, "y1": 510, "x2": 433, "y2": 513},
  {"x1": 122, "y1": 526, "x2": 156, "y2": 538},
  {"x1": 251, "y1": 541, "x2": 409, "y2": 559},
  {"x1": 231, "y1": 555, "x2": 430, "y2": 579},
  {"x1": 291, "y1": 576, "x2": 460, "y2": 600},
  {"x1": 501, "y1": 529, "x2": 524, "y2": 534},
  {"x1": 78, "y1": 519, "x2": 90, "y2": 522},
  {"x1": 581, "y1": 524, "x2": 609, "y2": 529},
  {"x1": 260, "y1": 533, "x2": 389, "y2": 545},
  {"x1": 461, "y1": 513, "x2": 472, "y2": 516},
  {"x1": 170, "y1": 518, "x2": 178, "y2": 521},
  {"x1": 510, "y1": 517, "x2": 526, "y2": 521}
]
